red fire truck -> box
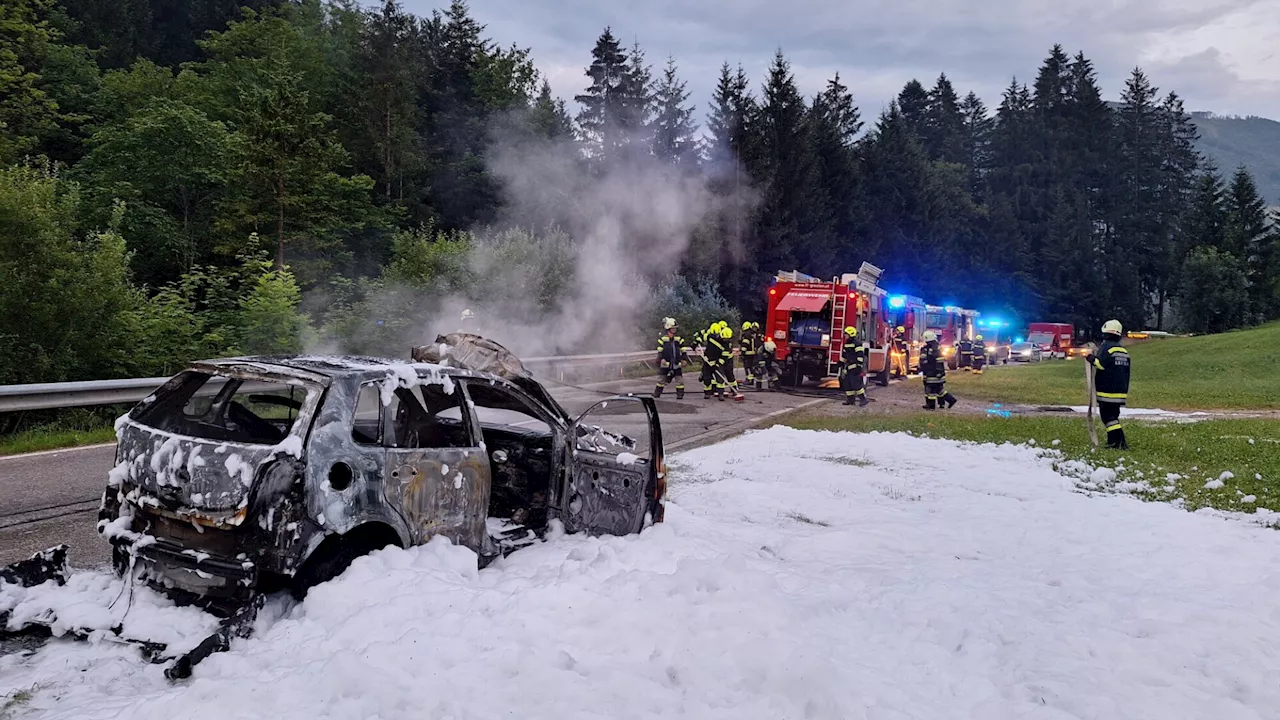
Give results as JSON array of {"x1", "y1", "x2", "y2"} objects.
[
  {"x1": 765, "y1": 264, "x2": 895, "y2": 388},
  {"x1": 1026, "y1": 322, "x2": 1076, "y2": 358},
  {"x1": 925, "y1": 304, "x2": 981, "y2": 370}
]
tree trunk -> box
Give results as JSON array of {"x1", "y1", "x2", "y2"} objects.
[{"x1": 275, "y1": 179, "x2": 287, "y2": 270}]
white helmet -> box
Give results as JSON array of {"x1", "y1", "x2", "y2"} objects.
[
  {"x1": 663, "y1": 317, "x2": 677, "y2": 330},
  {"x1": 1101, "y1": 319, "x2": 1122, "y2": 336},
  {"x1": 922, "y1": 330, "x2": 937, "y2": 342},
  {"x1": 763, "y1": 339, "x2": 777, "y2": 353},
  {"x1": 461, "y1": 308, "x2": 475, "y2": 321}
]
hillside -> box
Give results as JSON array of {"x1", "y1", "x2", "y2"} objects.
[
  {"x1": 1190, "y1": 113, "x2": 1280, "y2": 206},
  {"x1": 946, "y1": 321, "x2": 1280, "y2": 410}
]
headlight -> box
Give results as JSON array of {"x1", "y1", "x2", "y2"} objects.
[{"x1": 1020, "y1": 350, "x2": 1031, "y2": 356}]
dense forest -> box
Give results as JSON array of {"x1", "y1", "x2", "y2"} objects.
[{"x1": 3, "y1": 0, "x2": 1279, "y2": 392}]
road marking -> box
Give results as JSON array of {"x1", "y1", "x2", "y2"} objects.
[{"x1": 0, "y1": 443, "x2": 116, "y2": 461}]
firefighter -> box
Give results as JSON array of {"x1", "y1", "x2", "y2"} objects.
[
  {"x1": 920, "y1": 330, "x2": 958, "y2": 410},
  {"x1": 957, "y1": 334, "x2": 974, "y2": 371},
  {"x1": 892, "y1": 325, "x2": 909, "y2": 377},
  {"x1": 654, "y1": 317, "x2": 687, "y2": 399},
  {"x1": 971, "y1": 334, "x2": 987, "y2": 374},
  {"x1": 839, "y1": 327, "x2": 869, "y2": 407},
  {"x1": 758, "y1": 338, "x2": 780, "y2": 389},
  {"x1": 718, "y1": 325, "x2": 745, "y2": 400},
  {"x1": 699, "y1": 322, "x2": 722, "y2": 398},
  {"x1": 1085, "y1": 319, "x2": 1131, "y2": 449},
  {"x1": 740, "y1": 321, "x2": 759, "y2": 385},
  {"x1": 459, "y1": 308, "x2": 479, "y2": 333}
]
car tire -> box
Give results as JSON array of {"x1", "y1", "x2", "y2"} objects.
[{"x1": 290, "y1": 532, "x2": 395, "y2": 600}]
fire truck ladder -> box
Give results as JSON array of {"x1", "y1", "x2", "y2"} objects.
[{"x1": 828, "y1": 283, "x2": 848, "y2": 376}]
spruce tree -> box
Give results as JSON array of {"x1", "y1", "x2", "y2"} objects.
[
  {"x1": 896, "y1": 79, "x2": 929, "y2": 138},
  {"x1": 528, "y1": 80, "x2": 573, "y2": 140},
  {"x1": 650, "y1": 56, "x2": 697, "y2": 168},
  {"x1": 574, "y1": 27, "x2": 631, "y2": 170},
  {"x1": 958, "y1": 92, "x2": 993, "y2": 193},
  {"x1": 1223, "y1": 166, "x2": 1274, "y2": 320},
  {"x1": 808, "y1": 73, "x2": 863, "y2": 271},
  {"x1": 924, "y1": 74, "x2": 965, "y2": 164}
]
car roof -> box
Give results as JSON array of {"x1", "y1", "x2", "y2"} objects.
[{"x1": 195, "y1": 355, "x2": 484, "y2": 383}]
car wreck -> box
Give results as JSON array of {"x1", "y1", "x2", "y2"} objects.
[{"x1": 1, "y1": 334, "x2": 666, "y2": 678}]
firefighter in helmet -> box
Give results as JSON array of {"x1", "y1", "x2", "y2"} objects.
[
  {"x1": 1085, "y1": 319, "x2": 1130, "y2": 449},
  {"x1": 758, "y1": 336, "x2": 780, "y2": 389},
  {"x1": 957, "y1": 333, "x2": 974, "y2": 371},
  {"x1": 740, "y1": 321, "x2": 760, "y2": 385},
  {"x1": 892, "y1": 325, "x2": 909, "y2": 377},
  {"x1": 840, "y1": 327, "x2": 869, "y2": 406},
  {"x1": 699, "y1": 322, "x2": 723, "y2": 398},
  {"x1": 718, "y1": 325, "x2": 745, "y2": 401},
  {"x1": 459, "y1": 308, "x2": 479, "y2": 333},
  {"x1": 654, "y1": 317, "x2": 688, "y2": 399},
  {"x1": 971, "y1": 334, "x2": 987, "y2": 374},
  {"x1": 920, "y1": 330, "x2": 958, "y2": 410}
]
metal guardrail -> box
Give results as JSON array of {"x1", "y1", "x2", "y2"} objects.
[{"x1": 0, "y1": 352, "x2": 654, "y2": 413}]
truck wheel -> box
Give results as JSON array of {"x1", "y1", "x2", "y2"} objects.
[{"x1": 877, "y1": 367, "x2": 890, "y2": 386}]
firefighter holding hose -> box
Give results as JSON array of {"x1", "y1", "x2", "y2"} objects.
[
  {"x1": 840, "y1": 327, "x2": 869, "y2": 406},
  {"x1": 1085, "y1": 320, "x2": 1130, "y2": 449}
]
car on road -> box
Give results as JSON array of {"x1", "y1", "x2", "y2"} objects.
[
  {"x1": 1008, "y1": 341, "x2": 1044, "y2": 362},
  {"x1": 98, "y1": 335, "x2": 666, "y2": 610}
]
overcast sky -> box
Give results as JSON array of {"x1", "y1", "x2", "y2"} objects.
[{"x1": 395, "y1": 0, "x2": 1280, "y2": 125}]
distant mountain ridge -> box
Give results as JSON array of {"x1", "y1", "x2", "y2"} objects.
[
  {"x1": 1189, "y1": 112, "x2": 1280, "y2": 207},
  {"x1": 1100, "y1": 102, "x2": 1280, "y2": 205}
]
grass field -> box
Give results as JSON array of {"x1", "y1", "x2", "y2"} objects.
[
  {"x1": 787, "y1": 412, "x2": 1280, "y2": 517},
  {"x1": 948, "y1": 322, "x2": 1280, "y2": 410}
]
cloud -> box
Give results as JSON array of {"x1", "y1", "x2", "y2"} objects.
[{"x1": 396, "y1": 0, "x2": 1280, "y2": 120}]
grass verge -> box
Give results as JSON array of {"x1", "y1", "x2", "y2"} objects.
[
  {"x1": 948, "y1": 321, "x2": 1280, "y2": 411},
  {"x1": 0, "y1": 425, "x2": 115, "y2": 456},
  {"x1": 786, "y1": 411, "x2": 1280, "y2": 519}
]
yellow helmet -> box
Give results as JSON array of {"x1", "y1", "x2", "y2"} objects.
[
  {"x1": 663, "y1": 317, "x2": 677, "y2": 330},
  {"x1": 1102, "y1": 319, "x2": 1123, "y2": 336},
  {"x1": 975, "y1": 334, "x2": 983, "y2": 341},
  {"x1": 742, "y1": 321, "x2": 752, "y2": 331},
  {"x1": 844, "y1": 326, "x2": 857, "y2": 337},
  {"x1": 752, "y1": 322, "x2": 761, "y2": 331},
  {"x1": 896, "y1": 325, "x2": 905, "y2": 333},
  {"x1": 922, "y1": 330, "x2": 937, "y2": 342},
  {"x1": 721, "y1": 327, "x2": 733, "y2": 339}
]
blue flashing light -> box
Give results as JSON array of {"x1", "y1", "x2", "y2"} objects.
[
  {"x1": 1015, "y1": 336, "x2": 1024, "y2": 343},
  {"x1": 888, "y1": 295, "x2": 905, "y2": 309}
]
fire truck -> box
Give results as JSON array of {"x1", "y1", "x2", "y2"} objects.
[
  {"x1": 886, "y1": 293, "x2": 927, "y2": 376},
  {"x1": 765, "y1": 264, "x2": 894, "y2": 388},
  {"x1": 1026, "y1": 322, "x2": 1076, "y2": 358},
  {"x1": 924, "y1": 304, "x2": 980, "y2": 370}
]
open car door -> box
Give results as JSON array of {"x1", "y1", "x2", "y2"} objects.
[{"x1": 563, "y1": 396, "x2": 664, "y2": 536}]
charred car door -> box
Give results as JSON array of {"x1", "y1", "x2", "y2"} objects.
[
  {"x1": 379, "y1": 378, "x2": 490, "y2": 551},
  {"x1": 563, "y1": 396, "x2": 664, "y2": 536}
]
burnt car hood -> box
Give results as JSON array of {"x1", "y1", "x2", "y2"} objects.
[
  {"x1": 113, "y1": 420, "x2": 303, "y2": 524},
  {"x1": 413, "y1": 333, "x2": 571, "y2": 423}
]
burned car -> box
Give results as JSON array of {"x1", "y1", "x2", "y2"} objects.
[{"x1": 98, "y1": 338, "x2": 666, "y2": 611}]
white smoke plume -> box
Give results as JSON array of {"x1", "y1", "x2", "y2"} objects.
[{"x1": 311, "y1": 126, "x2": 758, "y2": 360}]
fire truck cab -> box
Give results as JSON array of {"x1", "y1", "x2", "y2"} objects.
[
  {"x1": 924, "y1": 304, "x2": 980, "y2": 370},
  {"x1": 765, "y1": 264, "x2": 894, "y2": 388}
]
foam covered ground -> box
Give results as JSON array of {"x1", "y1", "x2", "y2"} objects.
[{"x1": 4, "y1": 426, "x2": 1279, "y2": 719}]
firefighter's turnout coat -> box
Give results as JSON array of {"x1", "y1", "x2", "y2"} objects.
[{"x1": 1091, "y1": 339, "x2": 1130, "y2": 405}]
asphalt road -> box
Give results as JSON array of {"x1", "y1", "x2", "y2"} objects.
[{"x1": 0, "y1": 376, "x2": 823, "y2": 568}]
